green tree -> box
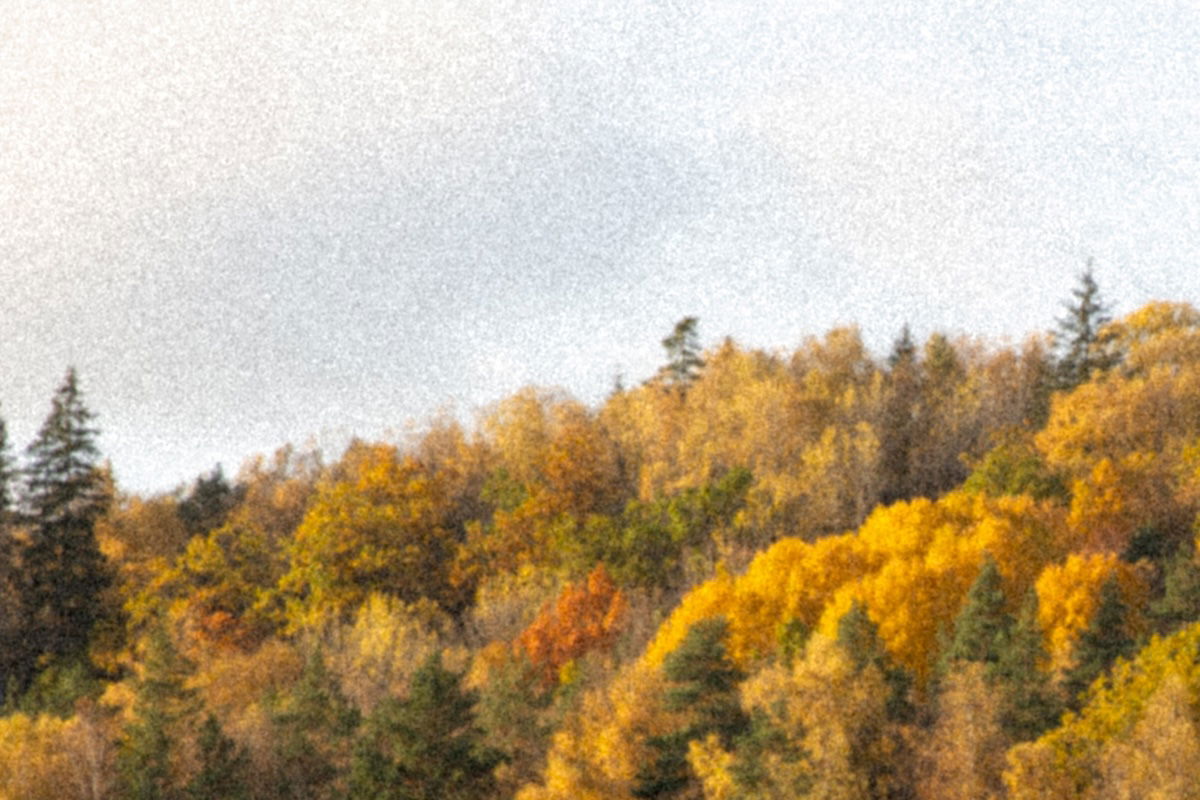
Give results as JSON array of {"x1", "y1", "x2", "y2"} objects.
[
  {"x1": 879, "y1": 325, "x2": 923, "y2": 505},
  {"x1": 1063, "y1": 576, "x2": 1135, "y2": 706},
  {"x1": 991, "y1": 589, "x2": 1060, "y2": 742},
  {"x1": 634, "y1": 617, "x2": 748, "y2": 799},
  {"x1": 348, "y1": 651, "x2": 502, "y2": 800},
  {"x1": 177, "y1": 464, "x2": 242, "y2": 537},
  {"x1": 117, "y1": 622, "x2": 199, "y2": 800},
  {"x1": 20, "y1": 368, "x2": 112, "y2": 673},
  {"x1": 0, "y1": 407, "x2": 26, "y2": 702},
  {"x1": 962, "y1": 434, "x2": 1068, "y2": 502},
  {"x1": 837, "y1": 601, "x2": 914, "y2": 723},
  {"x1": 0, "y1": 407, "x2": 15, "y2": 519},
  {"x1": 658, "y1": 316, "x2": 705, "y2": 390},
  {"x1": 1152, "y1": 548, "x2": 1200, "y2": 633},
  {"x1": 943, "y1": 556, "x2": 1013, "y2": 668},
  {"x1": 1053, "y1": 263, "x2": 1115, "y2": 390},
  {"x1": 570, "y1": 468, "x2": 752, "y2": 590},
  {"x1": 270, "y1": 647, "x2": 360, "y2": 800},
  {"x1": 185, "y1": 714, "x2": 250, "y2": 800}
]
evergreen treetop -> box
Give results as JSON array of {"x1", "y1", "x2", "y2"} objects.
[
  {"x1": 23, "y1": 367, "x2": 107, "y2": 524},
  {"x1": 658, "y1": 316, "x2": 704, "y2": 390},
  {"x1": 944, "y1": 555, "x2": 1013, "y2": 668},
  {"x1": 349, "y1": 650, "x2": 501, "y2": 800},
  {"x1": 1063, "y1": 576, "x2": 1135, "y2": 706},
  {"x1": 1054, "y1": 264, "x2": 1115, "y2": 390},
  {"x1": 990, "y1": 588, "x2": 1061, "y2": 741},
  {"x1": 634, "y1": 617, "x2": 748, "y2": 799}
]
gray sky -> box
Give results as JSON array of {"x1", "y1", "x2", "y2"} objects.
[{"x1": 3, "y1": 1, "x2": 1198, "y2": 494}]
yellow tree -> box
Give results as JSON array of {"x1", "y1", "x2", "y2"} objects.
[
  {"x1": 1003, "y1": 620, "x2": 1200, "y2": 799},
  {"x1": 1094, "y1": 673, "x2": 1200, "y2": 800},
  {"x1": 278, "y1": 442, "x2": 459, "y2": 629},
  {"x1": 515, "y1": 663, "x2": 670, "y2": 800},
  {"x1": 1034, "y1": 553, "x2": 1148, "y2": 674},
  {"x1": 916, "y1": 663, "x2": 1007, "y2": 800}
]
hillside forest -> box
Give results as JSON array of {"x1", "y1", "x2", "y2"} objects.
[{"x1": 6, "y1": 274, "x2": 1200, "y2": 798}]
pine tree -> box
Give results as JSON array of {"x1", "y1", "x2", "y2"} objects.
[
  {"x1": 270, "y1": 647, "x2": 360, "y2": 800},
  {"x1": 20, "y1": 368, "x2": 112, "y2": 665},
  {"x1": 0, "y1": 408, "x2": 15, "y2": 520},
  {"x1": 1151, "y1": 548, "x2": 1200, "y2": 633},
  {"x1": 23, "y1": 368, "x2": 109, "y2": 524},
  {"x1": 348, "y1": 651, "x2": 501, "y2": 800},
  {"x1": 991, "y1": 589, "x2": 1060, "y2": 741},
  {"x1": 1063, "y1": 576, "x2": 1134, "y2": 706},
  {"x1": 117, "y1": 623, "x2": 200, "y2": 800},
  {"x1": 185, "y1": 714, "x2": 250, "y2": 800},
  {"x1": 879, "y1": 325, "x2": 923, "y2": 505},
  {"x1": 944, "y1": 556, "x2": 1013, "y2": 668},
  {"x1": 0, "y1": 406, "x2": 25, "y2": 703},
  {"x1": 177, "y1": 465, "x2": 241, "y2": 537},
  {"x1": 1053, "y1": 263, "x2": 1115, "y2": 390},
  {"x1": 837, "y1": 601, "x2": 913, "y2": 723},
  {"x1": 634, "y1": 617, "x2": 748, "y2": 799},
  {"x1": 658, "y1": 316, "x2": 705, "y2": 390}
]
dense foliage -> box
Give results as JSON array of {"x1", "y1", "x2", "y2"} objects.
[{"x1": 7, "y1": 281, "x2": 1200, "y2": 798}]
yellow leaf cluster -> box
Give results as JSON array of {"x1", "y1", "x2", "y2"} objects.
[
  {"x1": 0, "y1": 710, "x2": 115, "y2": 800},
  {"x1": 643, "y1": 490, "x2": 1073, "y2": 685},
  {"x1": 1003, "y1": 621, "x2": 1200, "y2": 798},
  {"x1": 1034, "y1": 553, "x2": 1148, "y2": 672},
  {"x1": 516, "y1": 663, "x2": 668, "y2": 800}
]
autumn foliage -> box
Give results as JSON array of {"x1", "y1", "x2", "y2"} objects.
[
  {"x1": 11, "y1": 296, "x2": 1200, "y2": 799},
  {"x1": 516, "y1": 563, "x2": 627, "y2": 685}
]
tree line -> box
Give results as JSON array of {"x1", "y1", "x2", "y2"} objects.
[{"x1": 8, "y1": 267, "x2": 1199, "y2": 799}]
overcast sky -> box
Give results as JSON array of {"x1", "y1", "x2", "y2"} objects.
[{"x1": 3, "y1": 1, "x2": 1198, "y2": 494}]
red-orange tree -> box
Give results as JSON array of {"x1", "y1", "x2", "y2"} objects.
[{"x1": 516, "y1": 564, "x2": 627, "y2": 685}]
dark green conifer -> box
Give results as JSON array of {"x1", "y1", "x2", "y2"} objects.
[
  {"x1": 1152, "y1": 549, "x2": 1200, "y2": 632},
  {"x1": 185, "y1": 714, "x2": 250, "y2": 800},
  {"x1": 658, "y1": 316, "x2": 705, "y2": 390},
  {"x1": 944, "y1": 556, "x2": 1013, "y2": 668},
  {"x1": 178, "y1": 464, "x2": 242, "y2": 536},
  {"x1": 0, "y1": 408, "x2": 15, "y2": 520},
  {"x1": 1053, "y1": 264, "x2": 1115, "y2": 390},
  {"x1": 20, "y1": 368, "x2": 112, "y2": 666},
  {"x1": 879, "y1": 325, "x2": 923, "y2": 505},
  {"x1": 634, "y1": 617, "x2": 748, "y2": 799},
  {"x1": 270, "y1": 647, "x2": 360, "y2": 800},
  {"x1": 117, "y1": 623, "x2": 199, "y2": 800},
  {"x1": 991, "y1": 589, "x2": 1060, "y2": 741},
  {"x1": 348, "y1": 651, "x2": 501, "y2": 800},
  {"x1": 836, "y1": 601, "x2": 913, "y2": 723},
  {"x1": 1062, "y1": 576, "x2": 1134, "y2": 707}
]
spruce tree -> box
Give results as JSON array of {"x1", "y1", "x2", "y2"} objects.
[
  {"x1": 837, "y1": 601, "x2": 913, "y2": 723},
  {"x1": 178, "y1": 465, "x2": 241, "y2": 537},
  {"x1": 186, "y1": 714, "x2": 250, "y2": 800},
  {"x1": 991, "y1": 589, "x2": 1060, "y2": 741},
  {"x1": 944, "y1": 556, "x2": 1013, "y2": 668},
  {"x1": 634, "y1": 617, "x2": 748, "y2": 799},
  {"x1": 20, "y1": 368, "x2": 112, "y2": 665},
  {"x1": 1053, "y1": 264, "x2": 1115, "y2": 390},
  {"x1": 835, "y1": 603, "x2": 916, "y2": 798},
  {"x1": 658, "y1": 316, "x2": 705, "y2": 390},
  {"x1": 0, "y1": 407, "x2": 25, "y2": 702},
  {"x1": 879, "y1": 325, "x2": 923, "y2": 505},
  {"x1": 1063, "y1": 576, "x2": 1135, "y2": 707},
  {"x1": 0, "y1": 408, "x2": 15, "y2": 520},
  {"x1": 348, "y1": 651, "x2": 501, "y2": 800},
  {"x1": 270, "y1": 647, "x2": 360, "y2": 800},
  {"x1": 117, "y1": 623, "x2": 199, "y2": 800}
]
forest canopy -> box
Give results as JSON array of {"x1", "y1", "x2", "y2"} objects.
[{"x1": 5, "y1": 280, "x2": 1200, "y2": 799}]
